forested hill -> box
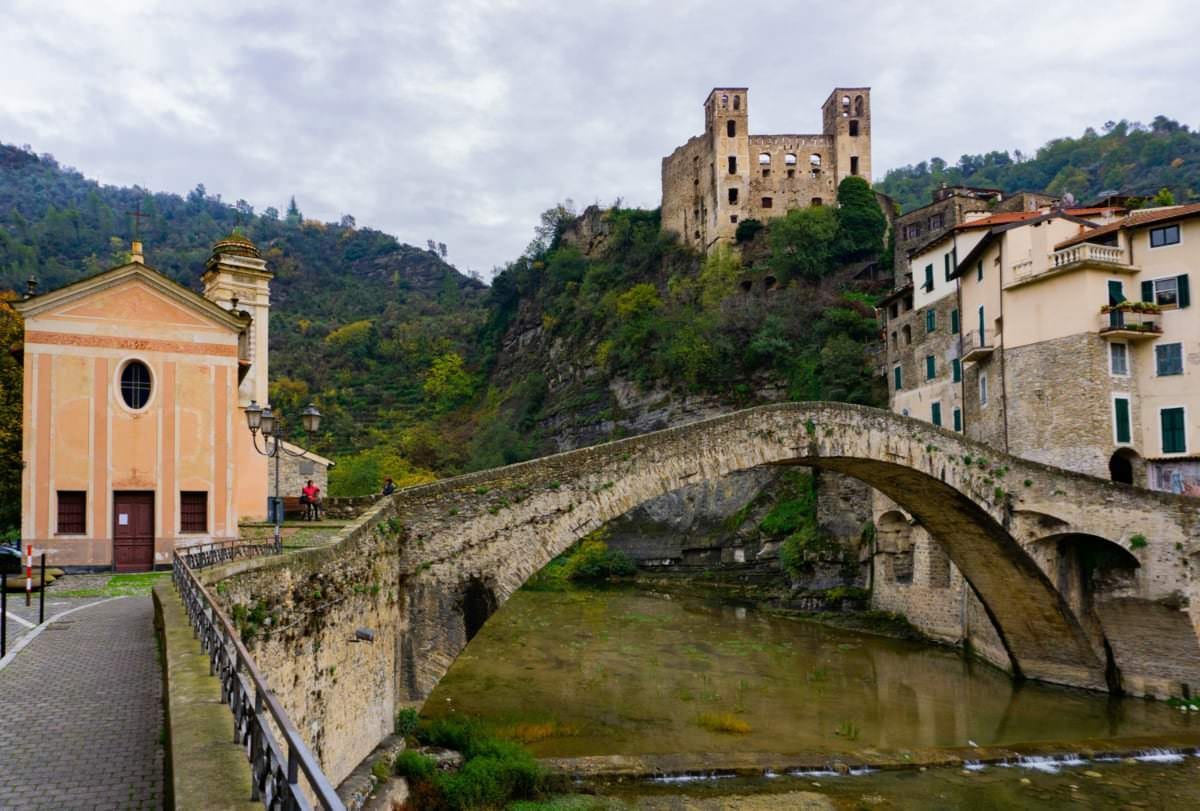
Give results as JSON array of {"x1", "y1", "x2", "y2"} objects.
[
  {"x1": 0, "y1": 142, "x2": 487, "y2": 457},
  {"x1": 876, "y1": 116, "x2": 1200, "y2": 212}
]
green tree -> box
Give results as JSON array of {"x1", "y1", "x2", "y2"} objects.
[
  {"x1": 1150, "y1": 187, "x2": 1177, "y2": 206},
  {"x1": 0, "y1": 293, "x2": 22, "y2": 532},
  {"x1": 422, "y1": 352, "x2": 475, "y2": 411},
  {"x1": 833, "y1": 176, "x2": 887, "y2": 261},
  {"x1": 767, "y1": 205, "x2": 838, "y2": 281}
]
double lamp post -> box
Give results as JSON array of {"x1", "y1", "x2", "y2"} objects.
[{"x1": 244, "y1": 400, "x2": 322, "y2": 551}]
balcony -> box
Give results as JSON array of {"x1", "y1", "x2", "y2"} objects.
[
  {"x1": 1098, "y1": 303, "x2": 1163, "y2": 340},
  {"x1": 961, "y1": 329, "x2": 995, "y2": 363},
  {"x1": 1007, "y1": 242, "x2": 1138, "y2": 289}
]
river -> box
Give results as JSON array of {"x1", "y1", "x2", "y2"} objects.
[{"x1": 423, "y1": 584, "x2": 1199, "y2": 807}]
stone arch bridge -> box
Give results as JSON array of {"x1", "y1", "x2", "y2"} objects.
[{"x1": 208, "y1": 403, "x2": 1200, "y2": 785}]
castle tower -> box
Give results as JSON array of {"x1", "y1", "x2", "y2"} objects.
[
  {"x1": 201, "y1": 232, "x2": 271, "y2": 407},
  {"x1": 822, "y1": 87, "x2": 872, "y2": 187},
  {"x1": 704, "y1": 88, "x2": 750, "y2": 246}
]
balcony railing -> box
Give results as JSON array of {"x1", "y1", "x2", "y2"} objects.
[
  {"x1": 961, "y1": 329, "x2": 995, "y2": 363},
  {"x1": 1052, "y1": 242, "x2": 1130, "y2": 268},
  {"x1": 1098, "y1": 303, "x2": 1163, "y2": 339}
]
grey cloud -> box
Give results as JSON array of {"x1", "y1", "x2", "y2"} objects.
[{"x1": 1, "y1": 0, "x2": 1198, "y2": 276}]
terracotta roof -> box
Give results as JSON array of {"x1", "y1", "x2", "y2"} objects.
[
  {"x1": 953, "y1": 211, "x2": 1046, "y2": 231},
  {"x1": 1056, "y1": 203, "x2": 1200, "y2": 249}
]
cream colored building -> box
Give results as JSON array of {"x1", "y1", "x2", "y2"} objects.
[
  {"x1": 15, "y1": 235, "x2": 271, "y2": 570},
  {"x1": 954, "y1": 203, "x2": 1198, "y2": 494}
]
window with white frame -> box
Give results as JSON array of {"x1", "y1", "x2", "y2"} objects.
[
  {"x1": 1155, "y1": 342, "x2": 1183, "y2": 376},
  {"x1": 1150, "y1": 276, "x2": 1179, "y2": 307},
  {"x1": 1109, "y1": 342, "x2": 1129, "y2": 376}
]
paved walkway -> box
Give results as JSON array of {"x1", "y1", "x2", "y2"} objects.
[{"x1": 0, "y1": 597, "x2": 163, "y2": 810}]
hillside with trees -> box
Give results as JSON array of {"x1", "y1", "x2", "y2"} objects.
[{"x1": 876, "y1": 116, "x2": 1200, "y2": 212}]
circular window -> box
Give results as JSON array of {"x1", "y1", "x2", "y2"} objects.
[{"x1": 120, "y1": 360, "x2": 152, "y2": 410}]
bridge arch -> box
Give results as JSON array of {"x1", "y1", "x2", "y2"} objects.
[{"x1": 397, "y1": 404, "x2": 1112, "y2": 701}]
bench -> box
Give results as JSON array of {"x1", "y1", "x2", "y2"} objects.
[{"x1": 281, "y1": 496, "x2": 321, "y2": 521}]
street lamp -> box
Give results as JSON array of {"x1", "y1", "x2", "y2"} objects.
[{"x1": 245, "y1": 400, "x2": 322, "y2": 552}]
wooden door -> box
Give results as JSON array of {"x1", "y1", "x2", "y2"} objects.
[{"x1": 113, "y1": 492, "x2": 155, "y2": 572}]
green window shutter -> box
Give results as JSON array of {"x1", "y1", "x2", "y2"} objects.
[
  {"x1": 952, "y1": 358, "x2": 962, "y2": 382},
  {"x1": 931, "y1": 402, "x2": 942, "y2": 427},
  {"x1": 926, "y1": 355, "x2": 935, "y2": 380},
  {"x1": 1114, "y1": 398, "x2": 1131, "y2": 444},
  {"x1": 953, "y1": 408, "x2": 962, "y2": 432},
  {"x1": 1178, "y1": 274, "x2": 1191, "y2": 308},
  {"x1": 894, "y1": 366, "x2": 902, "y2": 391},
  {"x1": 926, "y1": 310, "x2": 935, "y2": 332},
  {"x1": 944, "y1": 253, "x2": 951, "y2": 280},
  {"x1": 1142, "y1": 280, "x2": 1154, "y2": 302},
  {"x1": 1161, "y1": 408, "x2": 1186, "y2": 453},
  {"x1": 924, "y1": 265, "x2": 934, "y2": 290},
  {"x1": 950, "y1": 309, "x2": 960, "y2": 334}
]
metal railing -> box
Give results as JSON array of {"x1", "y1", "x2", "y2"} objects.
[
  {"x1": 173, "y1": 547, "x2": 344, "y2": 810},
  {"x1": 177, "y1": 538, "x2": 280, "y2": 570}
]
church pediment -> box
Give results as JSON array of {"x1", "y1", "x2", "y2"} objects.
[
  {"x1": 53, "y1": 279, "x2": 210, "y2": 326},
  {"x1": 14, "y1": 262, "x2": 246, "y2": 333}
]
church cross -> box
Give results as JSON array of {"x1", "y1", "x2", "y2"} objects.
[{"x1": 128, "y1": 202, "x2": 150, "y2": 241}]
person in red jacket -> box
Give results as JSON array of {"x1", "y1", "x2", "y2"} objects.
[{"x1": 301, "y1": 480, "x2": 320, "y2": 521}]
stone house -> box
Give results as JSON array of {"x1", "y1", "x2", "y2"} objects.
[
  {"x1": 274, "y1": 440, "x2": 334, "y2": 500},
  {"x1": 13, "y1": 235, "x2": 273, "y2": 570},
  {"x1": 661, "y1": 86, "x2": 871, "y2": 253}
]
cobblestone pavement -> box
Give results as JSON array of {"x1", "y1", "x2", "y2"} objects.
[
  {"x1": 2, "y1": 579, "x2": 106, "y2": 648},
  {"x1": 0, "y1": 597, "x2": 163, "y2": 810}
]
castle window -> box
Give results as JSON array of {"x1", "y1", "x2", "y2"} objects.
[
  {"x1": 120, "y1": 360, "x2": 152, "y2": 410},
  {"x1": 850, "y1": 156, "x2": 860, "y2": 175},
  {"x1": 727, "y1": 120, "x2": 736, "y2": 137},
  {"x1": 902, "y1": 324, "x2": 912, "y2": 345},
  {"x1": 721, "y1": 94, "x2": 728, "y2": 107},
  {"x1": 811, "y1": 197, "x2": 823, "y2": 206},
  {"x1": 730, "y1": 215, "x2": 738, "y2": 223},
  {"x1": 849, "y1": 120, "x2": 859, "y2": 136},
  {"x1": 728, "y1": 156, "x2": 737, "y2": 174},
  {"x1": 762, "y1": 169, "x2": 770, "y2": 178},
  {"x1": 854, "y1": 95, "x2": 864, "y2": 116},
  {"x1": 809, "y1": 153, "x2": 822, "y2": 167},
  {"x1": 728, "y1": 188, "x2": 738, "y2": 204},
  {"x1": 842, "y1": 95, "x2": 850, "y2": 108},
  {"x1": 785, "y1": 153, "x2": 797, "y2": 165},
  {"x1": 787, "y1": 169, "x2": 795, "y2": 178},
  {"x1": 758, "y1": 152, "x2": 771, "y2": 165},
  {"x1": 761, "y1": 197, "x2": 773, "y2": 209},
  {"x1": 733, "y1": 94, "x2": 741, "y2": 110}
]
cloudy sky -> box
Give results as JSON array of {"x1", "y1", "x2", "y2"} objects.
[{"x1": 1, "y1": 0, "x2": 1197, "y2": 276}]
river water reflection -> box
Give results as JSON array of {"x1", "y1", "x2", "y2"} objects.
[{"x1": 424, "y1": 586, "x2": 1191, "y2": 758}]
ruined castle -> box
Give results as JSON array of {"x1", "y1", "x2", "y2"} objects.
[{"x1": 661, "y1": 87, "x2": 872, "y2": 252}]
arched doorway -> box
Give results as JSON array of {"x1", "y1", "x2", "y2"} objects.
[{"x1": 1108, "y1": 448, "x2": 1140, "y2": 485}]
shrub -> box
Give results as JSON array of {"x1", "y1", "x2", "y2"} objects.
[
  {"x1": 734, "y1": 217, "x2": 764, "y2": 243},
  {"x1": 393, "y1": 749, "x2": 437, "y2": 781},
  {"x1": 410, "y1": 717, "x2": 547, "y2": 810},
  {"x1": 1129, "y1": 533, "x2": 1148, "y2": 550},
  {"x1": 696, "y1": 712, "x2": 752, "y2": 734},
  {"x1": 395, "y1": 707, "x2": 420, "y2": 737}
]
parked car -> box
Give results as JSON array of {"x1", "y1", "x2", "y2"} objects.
[{"x1": 0, "y1": 543, "x2": 22, "y2": 575}]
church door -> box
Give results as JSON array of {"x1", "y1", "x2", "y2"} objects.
[{"x1": 113, "y1": 492, "x2": 155, "y2": 572}]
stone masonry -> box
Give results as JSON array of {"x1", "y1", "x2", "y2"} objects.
[
  {"x1": 206, "y1": 403, "x2": 1200, "y2": 786},
  {"x1": 662, "y1": 87, "x2": 870, "y2": 253}
]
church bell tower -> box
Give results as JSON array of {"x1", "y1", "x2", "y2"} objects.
[{"x1": 202, "y1": 232, "x2": 272, "y2": 407}]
